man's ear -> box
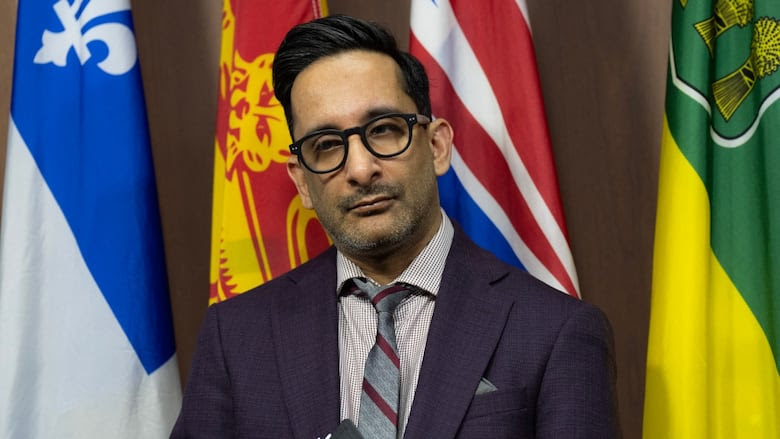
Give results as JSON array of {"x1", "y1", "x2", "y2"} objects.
[
  {"x1": 428, "y1": 118, "x2": 453, "y2": 176},
  {"x1": 287, "y1": 156, "x2": 313, "y2": 209}
]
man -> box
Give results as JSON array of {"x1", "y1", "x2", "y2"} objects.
[{"x1": 172, "y1": 15, "x2": 618, "y2": 438}]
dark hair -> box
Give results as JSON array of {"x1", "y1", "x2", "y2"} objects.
[{"x1": 272, "y1": 14, "x2": 431, "y2": 135}]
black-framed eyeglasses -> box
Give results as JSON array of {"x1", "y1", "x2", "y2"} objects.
[{"x1": 289, "y1": 113, "x2": 431, "y2": 174}]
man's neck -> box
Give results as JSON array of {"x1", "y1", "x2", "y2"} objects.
[
  {"x1": 342, "y1": 212, "x2": 443, "y2": 285},
  {"x1": 349, "y1": 250, "x2": 418, "y2": 286}
]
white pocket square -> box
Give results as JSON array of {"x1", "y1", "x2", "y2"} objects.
[{"x1": 475, "y1": 377, "x2": 498, "y2": 395}]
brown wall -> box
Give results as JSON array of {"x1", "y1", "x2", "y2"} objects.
[
  {"x1": 0, "y1": 1, "x2": 670, "y2": 437},
  {"x1": 0, "y1": 1, "x2": 15, "y2": 210}
]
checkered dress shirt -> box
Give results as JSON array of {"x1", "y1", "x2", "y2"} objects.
[{"x1": 336, "y1": 210, "x2": 454, "y2": 437}]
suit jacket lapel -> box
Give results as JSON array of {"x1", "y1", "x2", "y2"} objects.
[
  {"x1": 272, "y1": 248, "x2": 341, "y2": 439},
  {"x1": 403, "y1": 229, "x2": 514, "y2": 439}
]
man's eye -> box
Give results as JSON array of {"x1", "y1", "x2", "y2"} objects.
[
  {"x1": 312, "y1": 137, "x2": 344, "y2": 152},
  {"x1": 368, "y1": 122, "x2": 404, "y2": 137}
]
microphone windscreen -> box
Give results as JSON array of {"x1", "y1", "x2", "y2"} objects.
[{"x1": 330, "y1": 419, "x2": 364, "y2": 439}]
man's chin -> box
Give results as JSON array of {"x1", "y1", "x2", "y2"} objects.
[
  {"x1": 332, "y1": 226, "x2": 407, "y2": 257},
  {"x1": 342, "y1": 211, "x2": 396, "y2": 234}
]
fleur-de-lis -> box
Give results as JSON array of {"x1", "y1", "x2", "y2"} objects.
[{"x1": 33, "y1": 0, "x2": 137, "y2": 76}]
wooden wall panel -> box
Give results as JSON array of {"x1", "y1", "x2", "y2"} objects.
[
  {"x1": 0, "y1": 0, "x2": 16, "y2": 213},
  {"x1": 130, "y1": 0, "x2": 222, "y2": 388},
  {"x1": 329, "y1": 0, "x2": 411, "y2": 49},
  {"x1": 0, "y1": 1, "x2": 671, "y2": 437},
  {"x1": 526, "y1": 1, "x2": 670, "y2": 437}
]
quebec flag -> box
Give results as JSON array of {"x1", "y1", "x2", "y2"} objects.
[{"x1": 0, "y1": 1, "x2": 181, "y2": 437}]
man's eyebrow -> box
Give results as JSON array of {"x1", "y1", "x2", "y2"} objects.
[
  {"x1": 301, "y1": 122, "x2": 341, "y2": 135},
  {"x1": 299, "y1": 107, "x2": 409, "y2": 136},
  {"x1": 365, "y1": 106, "x2": 405, "y2": 118}
]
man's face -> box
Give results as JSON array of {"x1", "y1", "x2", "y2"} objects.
[{"x1": 286, "y1": 50, "x2": 452, "y2": 261}]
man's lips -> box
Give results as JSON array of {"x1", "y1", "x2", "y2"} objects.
[
  {"x1": 338, "y1": 184, "x2": 402, "y2": 214},
  {"x1": 347, "y1": 195, "x2": 394, "y2": 213}
]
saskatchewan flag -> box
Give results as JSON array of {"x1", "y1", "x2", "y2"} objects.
[{"x1": 644, "y1": 1, "x2": 780, "y2": 438}]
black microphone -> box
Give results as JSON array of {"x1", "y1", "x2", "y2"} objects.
[{"x1": 328, "y1": 419, "x2": 364, "y2": 439}]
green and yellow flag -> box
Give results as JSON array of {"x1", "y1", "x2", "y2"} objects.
[{"x1": 644, "y1": 1, "x2": 780, "y2": 437}]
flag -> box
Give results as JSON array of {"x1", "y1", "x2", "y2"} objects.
[
  {"x1": 210, "y1": 0, "x2": 329, "y2": 304},
  {"x1": 0, "y1": 0, "x2": 181, "y2": 437},
  {"x1": 644, "y1": 1, "x2": 780, "y2": 437},
  {"x1": 410, "y1": 0, "x2": 580, "y2": 297}
]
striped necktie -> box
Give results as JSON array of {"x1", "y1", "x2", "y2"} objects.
[{"x1": 348, "y1": 278, "x2": 411, "y2": 439}]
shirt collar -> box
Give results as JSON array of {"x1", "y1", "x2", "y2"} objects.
[{"x1": 336, "y1": 209, "x2": 454, "y2": 296}]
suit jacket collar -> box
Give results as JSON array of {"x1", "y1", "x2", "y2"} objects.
[
  {"x1": 272, "y1": 247, "x2": 341, "y2": 439},
  {"x1": 403, "y1": 226, "x2": 515, "y2": 439}
]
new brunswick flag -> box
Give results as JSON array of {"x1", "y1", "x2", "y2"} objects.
[
  {"x1": 210, "y1": 0, "x2": 329, "y2": 304},
  {"x1": 644, "y1": 1, "x2": 780, "y2": 437}
]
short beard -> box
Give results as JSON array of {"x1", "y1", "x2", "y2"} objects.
[
  {"x1": 331, "y1": 209, "x2": 418, "y2": 258},
  {"x1": 320, "y1": 180, "x2": 434, "y2": 259}
]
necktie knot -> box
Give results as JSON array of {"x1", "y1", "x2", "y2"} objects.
[{"x1": 349, "y1": 278, "x2": 411, "y2": 314}]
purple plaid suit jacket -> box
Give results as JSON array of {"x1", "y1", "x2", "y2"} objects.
[{"x1": 171, "y1": 226, "x2": 619, "y2": 438}]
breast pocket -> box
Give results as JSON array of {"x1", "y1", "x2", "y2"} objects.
[{"x1": 455, "y1": 387, "x2": 532, "y2": 438}]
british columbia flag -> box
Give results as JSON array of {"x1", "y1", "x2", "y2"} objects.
[{"x1": 410, "y1": 0, "x2": 580, "y2": 297}]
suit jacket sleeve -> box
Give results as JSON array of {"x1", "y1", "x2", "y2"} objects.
[
  {"x1": 535, "y1": 302, "x2": 619, "y2": 438},
  {"x1": 170, "y1": 305, "x2": 235, "y2": 438}
]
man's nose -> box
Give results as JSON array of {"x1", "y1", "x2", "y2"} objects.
[{"x1": 342, "y1": 133, "x2": 381, "y2": 185}]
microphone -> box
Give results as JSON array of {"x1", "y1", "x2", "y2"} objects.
[{"x1": 327, "y1": 419, "x2": 364, "y2": 439}]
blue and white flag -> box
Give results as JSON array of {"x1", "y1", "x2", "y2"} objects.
[{"x1": 0, "y1": 1, "x2": 181, "y2": 437}]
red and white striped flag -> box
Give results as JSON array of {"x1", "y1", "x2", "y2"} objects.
[{"x1": 410, "y1": 0, "x2": 580, "y2": 297}]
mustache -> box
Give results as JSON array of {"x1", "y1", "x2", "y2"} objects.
[{"x1": 337, "y1": 183, "x2": 403, "y2": 211}]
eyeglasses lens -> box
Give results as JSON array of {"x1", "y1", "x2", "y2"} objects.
[{"x1": 300, "y1": 115, "x2": 412, "y2": 173}]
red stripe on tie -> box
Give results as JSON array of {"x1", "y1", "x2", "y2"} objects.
[
  {"x1": 376, "y1": 334, "x2": 400, "y2": 368},
  {"x1": 371, "y1": 284, "x2": 405, "y2": 306},
  {"x1": 362, "y1": 380, "x2": 398, "y2": 426},
  {"x1": 344, "y1": 282, "x2": 368, "y2": 300}
]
